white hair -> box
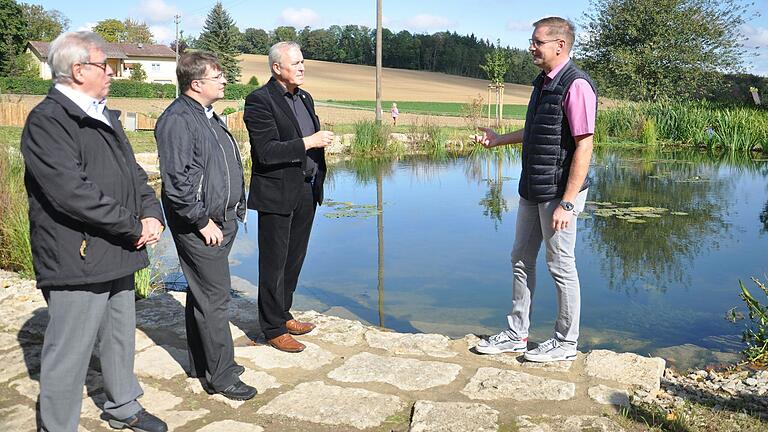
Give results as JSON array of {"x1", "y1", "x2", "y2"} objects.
[
  {"x1": 48, "y1": 31, "x2": 108, "y2": 84},
  {"x1": 268, "y1": 41, "x2": 301, "y2": 76}
]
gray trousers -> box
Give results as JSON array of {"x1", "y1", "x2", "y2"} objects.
[
  {"x1": 171, "y1": 219, "x2": 239, "y2": 392},
  {"x1": 507, "y1": 189, "x2": 588, "y2": 345},
  {"x1": 39, "y1": 276, "x2": 143, "y2": 432}
]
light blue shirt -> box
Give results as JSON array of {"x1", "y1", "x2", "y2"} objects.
[{"x1": 54, "y1": 83, "x2": 112, "y2": 128}]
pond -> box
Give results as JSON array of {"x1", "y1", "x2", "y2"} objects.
[{"x1": 156, "y1": 147, "x2": 768, "y2": 370}]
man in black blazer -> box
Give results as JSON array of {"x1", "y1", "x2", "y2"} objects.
[{"x1": 244, "y1": 41, "x2": 333, "y2": 352}]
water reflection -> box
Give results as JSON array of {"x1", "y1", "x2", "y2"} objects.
[{"x1": 585, "y1": 149, "x2": 734, "y2": 292}]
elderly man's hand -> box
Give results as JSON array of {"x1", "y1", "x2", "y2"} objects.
[
  {"x1": 304, "y1": 131, "x2": 334, "y2": 150},
  {"x1": 135, "y1": 217, "x2": 164, "y2": 249},
  {"x1": 199, "y1": 219, "x2": 224, "y2": 247}
]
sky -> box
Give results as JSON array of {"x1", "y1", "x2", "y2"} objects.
[{"x1": 33, "y1": 0, "x2": 768, "y2": 77}]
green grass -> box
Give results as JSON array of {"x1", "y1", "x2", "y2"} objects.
[
  {"x1": 125, "y1": 130, "x2": 158, "y2": 153},
  {"x1": 0, "y1": 130, "x2": 32, "y2": 277},
  {"x1": 322, "y1": 100, "x2": 528, "y2": 120}
]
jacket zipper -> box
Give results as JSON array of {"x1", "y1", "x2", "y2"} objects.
[{"x1": 208, "y1": 121, "x2": 231, "y2": 221}]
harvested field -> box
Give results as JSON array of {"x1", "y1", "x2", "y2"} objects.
[{"x1": 238, "y1": 54, "x2": 534, "y2": 104}]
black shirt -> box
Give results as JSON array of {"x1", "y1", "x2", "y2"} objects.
[
  {"x1": 283, "y1": 89, "x2": 318, "y2": 179},
  {"x1": 209, "y1": 116, "x2": 243, "y2": 212}
]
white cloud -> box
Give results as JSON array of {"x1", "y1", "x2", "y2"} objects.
[
  {"x1": 403, "y1": 14, "x2": 454, "y2": 32},
  {"x1": 742, "y1": 25, "x2": 768, "y2": 47},
  {"x1": 77, "y1": 22, "x2": 98, "y2": 32},
  {"x1": 506, "y1": 20, "x2": 533, "y2": 32},
  {"x1": 279, "y1": 8, "x2": 321, "y2": 28},
  {"x1": 135, "y1": 0, "x2": 179, "y2": 24},
  {"x1": 150, "y1": 25, "x2": 174, "y2": 44}
]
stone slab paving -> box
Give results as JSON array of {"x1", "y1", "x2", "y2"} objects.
[
  {"x1": 185, "y1": 370, "x2": 281, "y2": 408},
  {"x1": 516, "y1": 415, "x2": 626, "y2": 431},
  {"x1": 294, "y1": 310, "x2": 369, "y2": 347},
  {"x1": 134, "y1": 345, "x2": 189, "y2": 379},
  {"x1": 588, "y1": 384, "x2": 630, "y2": 407},
  {"x1": 584, "y1": 349, "x2": 666, "y2": 392},
  {"x1": 327, "y1": 352, "x2": 462, "y2": 391},
  {"x1": 480, "y1": 351, "x2": 576, "y2": 372},
  {"x1": 9, "y1": 375, "x2": 38, "y2": 400},
  {"x1": 409, "y1": 400, "x2": 499, "y2": 432},
  {"x1": 135, "y1": 329, "x2": 156, "y2": 352},
  {"x1": 0, "y1": 404, "x2": 38, "y2": 431},
  {"x1": 197, "y1": 420, "x2": 264, "y2": 432},
  {"x1": 0, "y1": 331, "x2": 20, "y2": 350},
  {"x1": 364, "y1": 328, "x2": 457, "y2": 358},
  {"x1": 257, "y1": 381, "x2": 405, "y2": 429},
  {"x1": 0, "y1": 346, "x2": 40, "y2": 384},
  {"x1": 234, "y1": 341, "x2": 334, "y2": 370},
  {"x1": 462, "y1": 367, "x2": 576, "y2": 401}
]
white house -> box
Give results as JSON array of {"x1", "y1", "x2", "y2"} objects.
[{"x1": 27, "y1": 41, "x2": 177, "y2": 84}]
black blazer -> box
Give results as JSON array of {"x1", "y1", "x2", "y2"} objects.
[{"x1": 244, "y1": 77, "x2": 326, "y2": 214}]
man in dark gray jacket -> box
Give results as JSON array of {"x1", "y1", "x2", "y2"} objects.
[
  {"x1": 155, "y1": 51, "x2": 256, "y2": 401},
  {"x1": 21, "y1": 31, "x2": 167, "y2": 432}
]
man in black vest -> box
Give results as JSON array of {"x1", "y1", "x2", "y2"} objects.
[
  {"x1": 473, "y1": 17, "x2": 597, "y2": 362},
  {"x1": 244, "y1": 41, "x2": 333, "y2": 353},
  {"x1": 21, "y1": 31, "x2": 167, "y2": 431},
  {"x1": 156, "y1": 52, "x2": 257, "y2": 401}
]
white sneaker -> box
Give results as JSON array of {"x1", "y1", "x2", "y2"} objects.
[
  {"x1": 475, "y1": 330, "x2": 528, "y2": 354},
  {"x1": 523, "y1": 338, "x2": 577, "y2": 362}
]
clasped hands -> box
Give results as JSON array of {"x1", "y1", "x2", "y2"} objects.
[{"x1": 134, "y1": 217, "x2": 164, "y2": 249}]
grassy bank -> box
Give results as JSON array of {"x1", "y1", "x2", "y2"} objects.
[
  {"x1": 0, "y1": 127, "x2": 32, "y2": 278},
  {"x1": 322, "y1": 100, "x2": 528, "y2": 120},
  {"x1": 596, "y1": 101, "x2": 768, "y2": 154}
]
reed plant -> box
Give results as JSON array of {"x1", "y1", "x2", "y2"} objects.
[
  {"x1": 134, "y1": 246, "x2": 166, "y2": 299},
  {"x1": 739, "y1": 277, "x2": 768, "y2": 366},
  {"x1": 351, "y1": 120, "x2": 392, "y2": 156},
  {"x1": 0, "y1": 143, "x2": 33, "y2": 277}
]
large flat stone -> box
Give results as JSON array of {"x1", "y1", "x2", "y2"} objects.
[
  {"x1": 481, "y1": 352, "x2": 575, "y2": 372},
  {"x1": 461, "y1": 367, "x2": 575, "y2": 401},
  {"x1": 257, "y1": 381, "x2": 404, "y2": 429},
  {"x1": 293, "y1": 310, "x2": 369, "y2": 347},
  {"x1": 9, "y1": 375, "x2": 38, "y2": 400},
  {"x1": 0, "y1": 404, "x2": 37, "y2": 431},
  {"x1": 135, "y1": 293, "x2": 186, "y2": 330},
  {"x1": 327, "y1": 352, "x2": 461, "y2": 391},
  {"x1": 135, "y1": 329, "x2": 156, "y2": 352},
  {"x1": 409, "y1": 400, "x2": 499, "y2": 432},
  {"x1": 0, "y1": 331, "x2": 20, "y2": 350},
  {"x1": 138, "y1": 381, "x2": 183, "y2": 411},
  {"x1": 134, "y1": 345, "x2": 188, "y2": 379},
  {"x1": 583, "y1": 350, "x2": 665, "y2": 392},
  {"x1": 81, "y1": 388, "x2": 206, "y2": 431},
  {"x1": 365, "y1": 328, "x2": 457, "y2": 358},
  {"x1": 197, "y1": 420, "x2": 264, "y2": 432},
  {"x1": 234, "y1": 341, "x2": 334, "y2": 370},
  {"x1": 588, "y1": 385, "x2": 630, "y2": 407},
  {"x1": 0, "y1": 346, "x2": 40, "y2": 383},
  {"x1": 186, "y1": 370, "x2": 281, "y2": 408},
  {"x1": 515, "y1": 415, "x2": 625, "y2": 431}
]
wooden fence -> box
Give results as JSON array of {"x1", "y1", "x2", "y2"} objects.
[{"x1": 0, "y1": 103, "x2": 30, "y2": 127}]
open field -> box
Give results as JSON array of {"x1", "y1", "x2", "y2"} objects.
[
  {"x1": 324, "y1": 100, "x2": 528, "y2": 119},
  {"x1": 238, "y1": 54, "x2": 534, "y2": 104}
]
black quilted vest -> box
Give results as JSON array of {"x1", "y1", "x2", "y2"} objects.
[{"x1": 519, "y1": 60, "x2": 596, "y2": 202}]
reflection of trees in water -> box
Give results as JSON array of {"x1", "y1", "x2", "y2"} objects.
[
  {"x1": 464, "y1": 150, "x2": 521, "y2": 228},
  {"x1": 585, "y1": 150, "x2": 735, "y2": 293}
]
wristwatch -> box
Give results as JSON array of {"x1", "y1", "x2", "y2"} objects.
[{"x1": 560, "y1": 200, "x2": 574, "y2": 211}]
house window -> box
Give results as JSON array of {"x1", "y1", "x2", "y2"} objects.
[{"x1": 151, "y1": 63, "x2": 160, "y2": 72}]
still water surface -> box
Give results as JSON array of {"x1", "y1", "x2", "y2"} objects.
[{"x1": 161, "y1": 148, "x2": 768, "y2": 370}]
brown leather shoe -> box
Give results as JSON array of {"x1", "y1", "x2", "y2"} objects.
[
  {"x1": 285, "y1": 319, "x2": 316, "y2": 335},
  {"x1": 267, "y1": 333, "x2": 305, "y2": 353}
]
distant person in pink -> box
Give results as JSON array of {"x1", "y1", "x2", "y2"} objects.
[
  {"x1": 390, "y1": 102, "x2": 399, "y2": 126},
  {"x1": 472, "y1": 17, "x2": 597, "y2": 364}
]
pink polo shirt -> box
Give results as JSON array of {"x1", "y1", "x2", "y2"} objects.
[{"x1": 544, "y1": 60, "x2": 596, "y2": 137}]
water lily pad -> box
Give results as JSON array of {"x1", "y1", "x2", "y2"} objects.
[
  {"x1": 626, "y1": 218, "x2": 646, "y2": 223},
  {"x1": 670, "y1": 211, "x2": 689, "y2": 216}
]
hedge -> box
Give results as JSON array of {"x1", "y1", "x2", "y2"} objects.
[{"x1": 0, "y1": 77, "x2": 258, "y2": 100}]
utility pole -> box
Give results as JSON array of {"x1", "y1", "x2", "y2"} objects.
[
  {"x1": 174, "y1": 14, "x2": 181, "y2": 98},
  {"x1": 375, "y1": 0, "x2": 382, "y2": 123}
]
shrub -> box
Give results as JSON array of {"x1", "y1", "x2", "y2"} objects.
[
  {"x1": 0, "y1": 77, "x2": 51, "y2": 95},
  {"x1": 129, "y1": 63, "x2": 147, "y2": 82},
  {"x1": 109, "y1": 81, "x2": 176, "y2": 98},
  {"x1": 247, "y1": 75, "x2": 259, "y2": 86},
  {"x1": 224, "y1": 83, "x2": 257, "y2": 100},
  {"x1": 739, "y1": 277, "x2": 768, "y2": 366},
  {"x1": 221, "y1": 107, "x2": 237, "y2": 116}
]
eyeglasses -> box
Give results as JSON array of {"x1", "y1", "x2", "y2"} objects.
[
  {"x1": 528, "y1": 38, "x2": 562, "y2": 48},
  {"x1": 194, "y1": 72, "x2": 225, "y2": 83},
  {"x1": 81, "y1": 61, "x2": 109, "y2": 72}
]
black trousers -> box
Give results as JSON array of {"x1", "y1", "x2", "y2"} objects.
[
  {"x1": 170, "y1": 218, "x2": 239, "y2": 392},
  {"x1": 258, "y1": 182, "x2": 316, "y2": 340}
]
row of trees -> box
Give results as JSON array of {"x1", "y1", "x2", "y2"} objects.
[
  {"x1": 220, "y1": 24, "x2": 539, "y2": 85},
  {"x1": 0, "y1": 0, "x2": 70, "y2": 76}
]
